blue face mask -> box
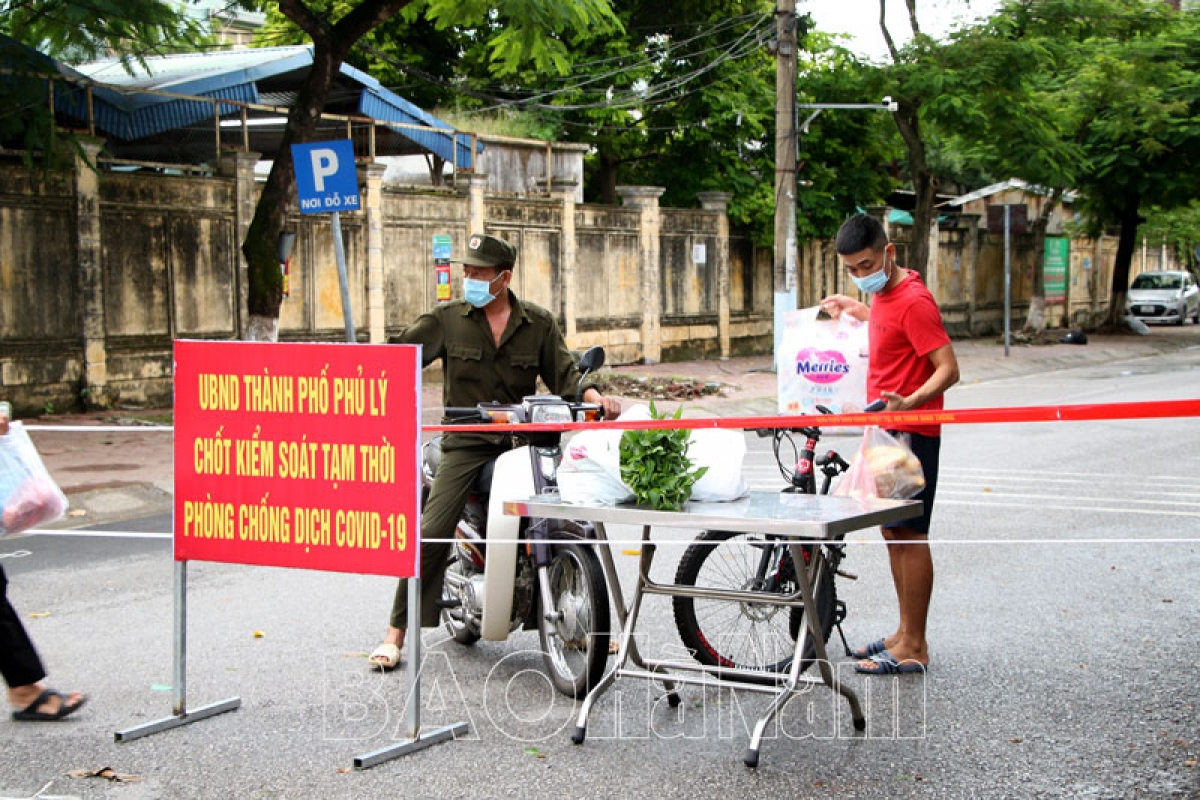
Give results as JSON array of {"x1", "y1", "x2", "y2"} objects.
[
  {"x1": 463, "y1": 275, "x2": 499, "y2": 308},
  {"x1": 852, "y1": 261, "x2": 891, "y2": 294}
]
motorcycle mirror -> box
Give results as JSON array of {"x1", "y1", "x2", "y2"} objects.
[
  {"x1": 576, "y1": 346, "x2": 606, "y2": 400},
  {"x1": 578, "y1": 346, "x2": 605, "y2": 373}
]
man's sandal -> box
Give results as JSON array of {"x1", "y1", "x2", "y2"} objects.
[
  {"x1": 854, "y1": 650, "x2": 927, "y2": 675},
  {"x1": 368, "y1": 643, "x2": 402, "y2": 670},
  {"x1": 852, "y1": 638, "x2": 888, "y2": 659},
  {"x1": 12, "y1": 689, "x2": 87, "y2": 721}
]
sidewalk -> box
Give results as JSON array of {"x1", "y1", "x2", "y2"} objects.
[{"x1": 26, "y1": 327, "x2": 1200, "y2": 528}]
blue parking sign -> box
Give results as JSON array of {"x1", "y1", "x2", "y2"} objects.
[{"x1": 292, "y1": 140, "x2": 360, "y2": 215}]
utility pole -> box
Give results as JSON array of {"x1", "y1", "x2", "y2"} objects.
[
  {"x1": 771, "y1": 0, "x2": 798, "y2": 364},
  {"x1": 773, "y1": 0, "x2": 798, "y2": 302}
]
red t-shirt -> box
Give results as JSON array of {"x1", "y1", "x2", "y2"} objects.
[{"x1": 868, "y1": 269, "x2": 951, "y2": 436}]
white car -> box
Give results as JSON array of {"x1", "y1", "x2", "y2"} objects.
[{"x1": 1126, "y1": 270, "x2": 1200, "y2": 326}]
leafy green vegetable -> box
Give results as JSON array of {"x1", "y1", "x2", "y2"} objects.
[{"x1": 618, "y1": 401, "x2": 707, "y2": 511}]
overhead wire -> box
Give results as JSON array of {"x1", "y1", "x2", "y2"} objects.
[{"x1": 362, "y1": 12, "x2": 773, "y2": 119}]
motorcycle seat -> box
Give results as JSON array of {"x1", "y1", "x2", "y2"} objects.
[{"x1": 422, "y1": 435, "x2": 497, "y2": 496}]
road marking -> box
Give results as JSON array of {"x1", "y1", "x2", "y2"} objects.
[
  {"x1": 24, "y1": 529, "x2": 171, "y2": 540},
  {"x1": 936, "y1": 497, "x2": 1200, "y2": 517}
]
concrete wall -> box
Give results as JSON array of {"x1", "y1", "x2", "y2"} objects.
[
  {"x1": 2, "y1": 146, "x2": 1145, "y2": 414},
  {"x1": 795, "y1": 212, "x2": 1131, "y2": 339},
  {"x1": 0, "y1": 151, "x2": 762, "y2": 413}
]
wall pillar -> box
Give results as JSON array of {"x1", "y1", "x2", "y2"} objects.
[
  {"x1": 220, "y1": 150, "x2": 261, "y2": 339},
  {"x1": 698, "y1": 191, "x2": 733, "y2": 359},
  {"x1": 926, "y1": 217, "x2": 941, "y2": 303},
  {"x1": 360, "y1": 162, "x2": 388, "y2": 343},
  {"x1": 617, "y1": 185, "x2": 665, "y2": 364},
  {"x1": 552, "y1": 178, "x2": 579, "y2": 341},
  {"x1": 74, "y1": 139, "x2": 108, "y2": 408},
  {"x1": 460, "y1": 173, "x2": 488, "y2": 235}
]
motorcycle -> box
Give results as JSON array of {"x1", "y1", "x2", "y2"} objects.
[{"x1": 429, "y1": 346, "x2": 611, "y2": 698}]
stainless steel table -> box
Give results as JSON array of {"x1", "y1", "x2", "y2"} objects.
[{"x1": 504, "y1": 490, "x2": 920, "y2": 767}]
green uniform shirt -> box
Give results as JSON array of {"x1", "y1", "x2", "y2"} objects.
[{"x1": 397, "y1": 291, "x2": 592, "y2": 449}]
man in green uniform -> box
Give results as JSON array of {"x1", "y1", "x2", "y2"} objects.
[{"x1": 369, "y1": 233, "x2": 621, "y2": 669}]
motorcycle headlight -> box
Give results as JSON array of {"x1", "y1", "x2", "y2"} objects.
[{"x1": 529, "y1": 402, "x2": 572, "y2": 424}]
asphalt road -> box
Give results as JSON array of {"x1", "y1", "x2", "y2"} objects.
[{"x1": 1, "y1": 346, "x2": 1198, "y2": 799}]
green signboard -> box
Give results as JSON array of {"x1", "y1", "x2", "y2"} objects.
[{"x1": 1044, "y1": 236, "x2": 1069, "y2": 302}]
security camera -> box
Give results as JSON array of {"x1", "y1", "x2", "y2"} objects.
[{"x1": 882, "y1": 96, "x2": 899, "y2": 112}]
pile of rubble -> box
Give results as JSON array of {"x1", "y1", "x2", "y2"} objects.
[{"x1": 592, "y1": 374, "x2": 733, "y2": 401}]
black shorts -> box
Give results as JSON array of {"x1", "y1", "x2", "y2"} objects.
[{"x1": 881, "y1": 430, "x2": 940, "y2": 535}]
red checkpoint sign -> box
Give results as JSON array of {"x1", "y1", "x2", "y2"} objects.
[{"x1": 173, "y1": 341, "x2": 420, "y2": 578}]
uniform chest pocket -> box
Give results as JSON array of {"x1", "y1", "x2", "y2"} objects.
[
  {"x1": 447, "y1": 343, "x2": 483, "y2": 362},
  {"x1": 509, "y1": 350, "x2": 539, "y2": 370}
]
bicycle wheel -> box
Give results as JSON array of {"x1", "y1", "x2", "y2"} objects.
[{"x1": 672, "y1": 530, "x2": 835, "y2": 684}]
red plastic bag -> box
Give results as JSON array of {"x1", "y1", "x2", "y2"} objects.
[
  {"x1": 0, "y1": 422, "x2": 69, "y2": 537},
  {"x1": 832, "y1": 426, "x2": 925, "y2": 500}
]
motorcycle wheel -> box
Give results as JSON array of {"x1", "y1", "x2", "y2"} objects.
[
  {"x1": 671, "y1": 530, "x2": 835, "y2": 685},
  {"x1": 536, "y1": 542, "x2": 610, "y2": 698},
  {"x1": 440, "y1": 554, "x2": 481, "y2": 645}
]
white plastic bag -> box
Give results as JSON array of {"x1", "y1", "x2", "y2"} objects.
[
  {"x1": 0, "y1": 421, "x2": 69, "y2": 537},
  {"x1": 687, "y1": 428, "x2": 749, "y2": 502},
  {"x1": 557, "y1": 405, "x2": 652, "y2": 505},
  {"x1": 777, "y1": 306, "x2": 869, "y2": 416}
]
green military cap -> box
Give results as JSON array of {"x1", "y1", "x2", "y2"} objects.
[{"x1": 462, "y1": 233, "x2": 517, "y2": 269}]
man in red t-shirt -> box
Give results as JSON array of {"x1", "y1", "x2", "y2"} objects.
[{"x1": 820, "y1": 213, "x2": 959, "y2": 676}]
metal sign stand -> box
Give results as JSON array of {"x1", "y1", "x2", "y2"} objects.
[
  {"x1": 352, "y1": 581, "x2": 469, "y2": 769},
  {"x1": 114, "y1": 561, "x2": 241, "y2": 742},
  {"x1": 330, "y1": 211, "x2": 355, "y2": 343}
]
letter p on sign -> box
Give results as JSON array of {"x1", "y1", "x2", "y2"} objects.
[{"x1": 310, "y1": 148, "x2": 338, "y2": 192}]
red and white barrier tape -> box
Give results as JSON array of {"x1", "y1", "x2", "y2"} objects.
[{"x1": 425, "y1": 398, "x2": 1200, "y2": 434}]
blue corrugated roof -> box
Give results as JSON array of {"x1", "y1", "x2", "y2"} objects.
[{"x1": 11, "y1": 41, "x2": 475, "y2": 167}]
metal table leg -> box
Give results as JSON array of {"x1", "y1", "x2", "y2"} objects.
[{"x1": 744, "y1": 544, "x2": 863, "y2": 768}]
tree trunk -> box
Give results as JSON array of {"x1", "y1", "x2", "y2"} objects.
[
  {"x1": 242, "y1": 49, "x2": 339, "y2": 341},
  {"x1": 891, "y1": 103, "x2": 936, "y2": 278},
  {"x1": 596, "y1": 151, "x2": 619, "y2": 205},
  {"x1": 1023, "y1": 188, "x2": 1062, "y2": 334},
  {"x1": 427, "y1": 153, "x2": 446, "y2": 186},
  {"x1": 243, "y1": 0, "x2": 412, "y2": 342},
  {"x1": 1106, "y1": 192, "x2": 1142, "y2": 327}
]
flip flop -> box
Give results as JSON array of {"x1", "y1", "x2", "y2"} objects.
[
  {"x1": 854, "y1": 650, "x2": 926, "y2": 675},
  {"x1": 12, "y1": 688, "x2": 87, "y2": 721},
  {"x1": 368, "y1": 643, "x2": 402, "y2": 671},
  {"x1": 852, "y1": 638, "x2": 888, "y2": 659}
]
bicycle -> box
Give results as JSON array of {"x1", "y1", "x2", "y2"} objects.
[{"x1": 671, "y1": 402, "x2": 883, "y2": 684}]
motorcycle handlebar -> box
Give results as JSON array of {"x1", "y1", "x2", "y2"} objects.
[{"x1": 444, "y1": 407, "x2": 489, "y2": 422}]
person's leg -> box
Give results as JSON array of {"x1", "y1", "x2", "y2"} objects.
[
  {"x1": 1, "y1": 565, "x2": 83, "y2": 715},
  {"x1": 374, "y1": 447, "x2": 496, "y2": 661},
  {"x1": 858, "y1": 432, "x2": 939, "y2": 669},
  {"x1": 872, "y1": 527, "x2": 932, "y2": 666}
]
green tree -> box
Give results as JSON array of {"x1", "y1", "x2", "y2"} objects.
[
  {"x1": 973, "y1": 0, "x2": 1200, "y2": 328},
  {"x1": 241, "y1": 0, "x2": 620, "y2": 341},
  {"x1": 794, "y1": 34, "x2": 900, "y2": 243},
  {"x1": 0, "y1": 0, "x2": 206, "y2": 64},
  {"x1": 0, "y1": 0, "x2": 210, "y2": 164},
  {"x1": 1141, "y1": 201, "x2": 1200, "y2": 274},
  {"x1": 919, "y1": 8, "x2": 1082, "y2": 332},
  {"x1": 870, "y1": 0, "x2": 944, "y2": 279}
]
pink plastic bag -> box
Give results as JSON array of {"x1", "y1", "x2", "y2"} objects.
[{"x1": 832, "y1": 426, "x2": 925, "y2": 500}]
